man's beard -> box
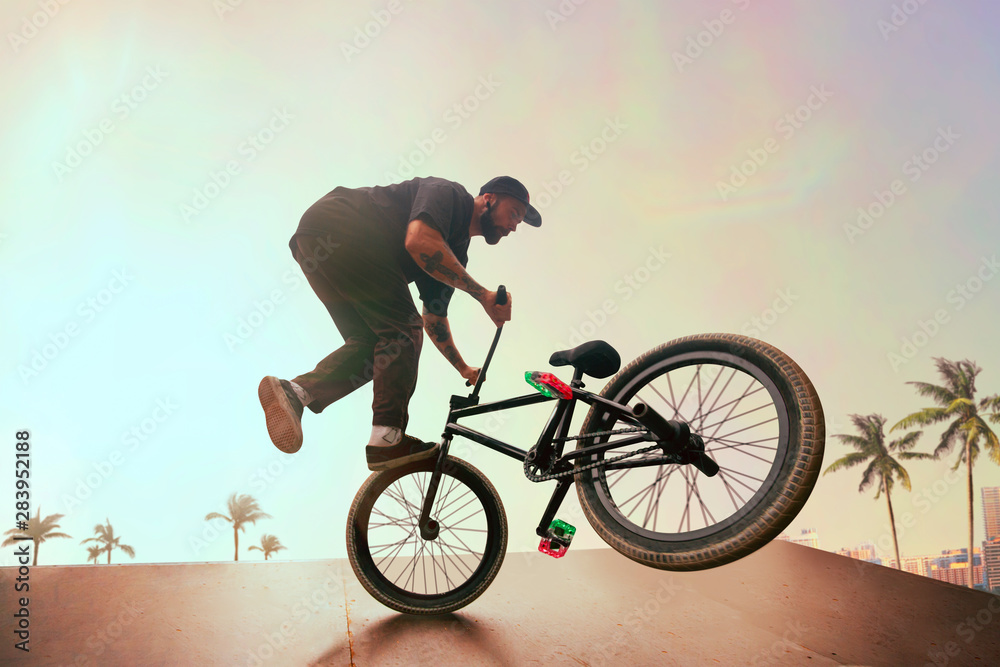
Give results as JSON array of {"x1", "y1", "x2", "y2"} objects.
[{"x1": 480, "y1": 202, "x2": 503, "y2": 245}]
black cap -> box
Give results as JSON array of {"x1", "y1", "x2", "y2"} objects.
[{"x1": 479, "y1": 176, "x2": 542, "y2": 227}]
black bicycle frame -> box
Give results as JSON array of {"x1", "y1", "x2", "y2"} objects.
[
  {"x1": 413, "y1": 284, "x2": 696, "y2": 541},
  {"x1": 416, "y1": 366, "x2": 675, "y2": 539}
]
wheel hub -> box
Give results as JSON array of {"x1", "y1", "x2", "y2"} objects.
[{"x1": 419, "y1": 518, "x2": 440, "y2": 541}]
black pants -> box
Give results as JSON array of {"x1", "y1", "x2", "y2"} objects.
[{"x1": 290, "y1": 195, "x2": 423, "y2": 430}]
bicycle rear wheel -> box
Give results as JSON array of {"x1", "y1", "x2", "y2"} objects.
[
  {"x1": 347, "y1": 456, "x2": 507, "y2": 614},
  {"x1": 575, "y1": 333, "x2": 824, "y2": 570}
]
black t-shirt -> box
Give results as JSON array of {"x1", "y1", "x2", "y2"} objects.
[{"x1": 293, "y1": 177, "x2": 474, "y2": 316}]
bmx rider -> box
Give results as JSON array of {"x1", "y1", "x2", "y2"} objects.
[{"x1": 259, "y1": 175, "x2": 542, "y2": 470}]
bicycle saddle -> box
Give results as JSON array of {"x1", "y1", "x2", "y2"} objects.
[{"x1": 548, "y1": 340, "x2": 621, "y2": 379}]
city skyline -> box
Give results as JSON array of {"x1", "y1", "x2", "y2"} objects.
[{"x1": 778, "y1": 485, "x2": 1000, "y2": 591}]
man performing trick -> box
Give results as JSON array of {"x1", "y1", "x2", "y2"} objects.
[{"x1": 259, "y1": 175, "x2": 541, "y2": 471}]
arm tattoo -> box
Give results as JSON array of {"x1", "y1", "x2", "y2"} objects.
[
  {"x1": 419, "y1": 251, "x2": 461, "y2": 283},
  {"x1": 420, "y1": 251, "x2": 444, "y2": 273},
  {"x1": 443, "y1": 345, "x2": 461, "y2": 366},
  {"x1": 463, "y1": 278, "x2": 486, "y2": 301},
  {"x1": 429, "y1": 321, "x2": 450, "y2": 344}
]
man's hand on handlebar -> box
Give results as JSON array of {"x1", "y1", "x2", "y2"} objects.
[
  {"x1": 481, "y1": 289, "x2": 511, "y2": 328},
  {"x1": 460, "y1": 365, "x2": 481, "y2": 386}
]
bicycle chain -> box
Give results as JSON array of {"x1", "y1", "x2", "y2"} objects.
[
  {"x1": 554, "y1": 425, "x2": 646, "y2": 443},
  {"x1": 523, "y1": 426, "x2": 672, "y2": 482}
]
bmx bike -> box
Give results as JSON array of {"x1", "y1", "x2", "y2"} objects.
[{"x1": 347, "y1": 287, "x2": 825, "y2": 615}]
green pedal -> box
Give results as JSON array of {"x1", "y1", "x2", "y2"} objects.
[{"x1": 538, "y1": 519, "x2": 576, "y2": 558}]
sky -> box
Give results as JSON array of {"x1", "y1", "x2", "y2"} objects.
[{"x1": 2, "y1": 0, "x2": 999, "y2": 570}]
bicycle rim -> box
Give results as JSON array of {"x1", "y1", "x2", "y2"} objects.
[
  {"x1": 348, "y1": 458, "x2": 507, "y2": 614},
  {"x1": 585, "y1": 350, "x2": 791, "y2": 542}
]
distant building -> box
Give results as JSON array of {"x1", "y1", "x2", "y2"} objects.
[
  {"x1": 832, "y1": 494, "x2": 1000, "y2": 588},
  {"x1": 984, "y1": 487, "x2": 1000, "y2": 542},
  {"x1": 926, "y1": 548, "x2": 984, "y2": 588},
  {"x1": 901, "y1": 555, "x2": 935, "y2": 577},
  {"x1": 933, "y1": 548, "x2": 981, "y2": 569},
  {"x1": 982, "y1": 537, "x2": 1000, "y2": 592},
  {"x1": 836, "y1": 541, "x2": 879, "y2": 563},
  {"x1": 778, "y1": 528, "x2": 819, "y2": 549},
  {"x1": 882, "y1": 555, "x2": 934, "y2": 576},
  {"x1": 929, "y1": 561, "x2": 985, "y2": 588}
]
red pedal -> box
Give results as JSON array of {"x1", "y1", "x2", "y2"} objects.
[
  {"x1": 538, "y1": 519, "x2": 575, "y2": 558},
  {"x1": 525, "y1": 371, "x2": 573, "y2": 400}
]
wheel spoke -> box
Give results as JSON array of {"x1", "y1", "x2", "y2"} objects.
[
  {"x1": 700, "y1": 377, "x2": 761, "y2": 443},
  {"x1": 436, "y1": 492, "x2": 479, "y2": 527},
  {"x1": 641, "y1": 465, "x2": 669, "y2": 530},
  {"x1": 712, "y1": 416, "x2": 779, "y2": 443},
  {"x1": 715, "y1": 465, "x2": 766, "y2": 488},
  {"x1": 692, "y1": 364, "x2": 727, "y2": 432},
  {"x1": 694, "y1": 367, "x2": 740, "y2": 433},
  {"x1": 699, "y1": 400, "x2": 772, "y2": 431},
  {"x1": 695, "y1": 384, "x2": 767, "y2": 426},
  {"x1": 707, "y1": 435, "x2": 778, "y2": 449}
]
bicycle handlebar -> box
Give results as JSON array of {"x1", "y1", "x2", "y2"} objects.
[{"x1": 467, "y1": 284, "x2": 507, "y2": 395}]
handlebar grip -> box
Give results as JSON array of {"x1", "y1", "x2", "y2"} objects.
[{"x1": 496, "y1": 285, "x2": 507, "y2": 306}]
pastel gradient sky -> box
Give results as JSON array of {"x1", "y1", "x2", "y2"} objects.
[{"x1": 2, "y1": 0, "x2": 999, "y2": 568}]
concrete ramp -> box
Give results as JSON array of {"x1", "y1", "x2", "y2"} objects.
[{"x1": 2, "y1": 541, "x2": 998, "y2": 666}]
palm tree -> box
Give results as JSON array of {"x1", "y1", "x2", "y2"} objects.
[
  {"x1": 86, "y1": 545, "x2": 104, "y2": 565},
  {"x1": 824, "y1": 414, "x2": 930, "y2": 570},
  {"x1": 1, "y1": 508, "x2": 71, "y2": 566},
  {"x1": 248, "y1": 534, "x2": 287, "y2": 561},
  {"x1": 80, "y1": 519, "x2": 136, "y2": 565},
  {"x1": 205, "y1": 493, "x2": 272, "y2": 562},
  {"x1": 892, "y1": 358, "x2": 1000, "y2": 588}
]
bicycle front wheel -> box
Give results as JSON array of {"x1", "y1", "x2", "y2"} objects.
[
  {"x1": 347, "y1": 456, "x2": 507, "y2": 614},
  {"x1": 575, "y1": 333, "x2": 824, "y2": 571}
]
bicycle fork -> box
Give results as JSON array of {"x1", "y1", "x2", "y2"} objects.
[{"x1": 417, "y1": 436, "x2": 453, "y2": 541}]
